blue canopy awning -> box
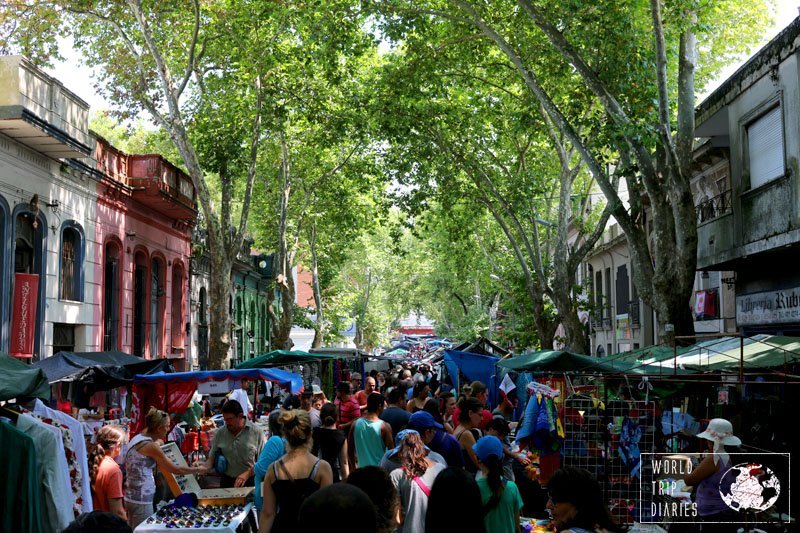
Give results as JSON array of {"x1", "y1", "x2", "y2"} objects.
[
  {"x1": 134, "y1": 367, "x2": 303, "y2": 394},
  {"x1": 443, "y1": 349, "x2": 500, "y2": 407}
]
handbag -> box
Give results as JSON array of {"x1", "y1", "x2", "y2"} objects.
[{"x1": 213, "y1": 450, "x2": 228, "y2": 474}]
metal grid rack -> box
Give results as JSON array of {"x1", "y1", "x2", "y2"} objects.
[{"x1": 562, "y1": 396, "x2": 656, "y2": 526}]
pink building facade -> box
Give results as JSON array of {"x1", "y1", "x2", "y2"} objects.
[{"x1": 92, "y1": 136, "x2": 197, "y2": 369}]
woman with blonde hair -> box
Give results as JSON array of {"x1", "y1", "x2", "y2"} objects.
[
  {"x1": 389, "y1": 431, "x2": 446, "y2": 532},
  {"x1": 89, "y1": 425, "x2": 127, "y2": 520},
  {"x1": 124, "y1": 407, "x2": 206, "y2": 528},
  {"x1": 259, "y1": 409, "x2": 333, "y2": 533}
]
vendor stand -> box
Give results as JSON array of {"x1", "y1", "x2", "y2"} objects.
[
  {"x1": 134, "y1": 502, "x2": 255, "y2": 533},
  {"x1": 498, "y1": 336, "x2": 799, "y2": 530},
  {"x1": 130, "y1": 367, "x2": 303, "y2": 435}
]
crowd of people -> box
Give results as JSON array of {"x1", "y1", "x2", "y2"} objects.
[
  {"x1": 71, "y1": 362, "x2": 753, "y2": 533},
  {"x1": 238, "y1": 363, "x2": 622, "y2": 533}
]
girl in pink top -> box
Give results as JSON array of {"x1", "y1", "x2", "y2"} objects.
[{"x1": 89, "y1": 425, "x2": 127, "y2": 521}]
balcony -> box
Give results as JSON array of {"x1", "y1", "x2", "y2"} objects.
[
  {"x1": 0, "y1": 56, "x2": 91, "y2": 159},
  {"x1": 696, "y1": 190, "x2": 732, "y2": 224},
  {"x1": 127, "y1": 154, "x2": 197, "y2": 221}
]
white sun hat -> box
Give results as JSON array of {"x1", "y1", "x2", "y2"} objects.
[{"x1": 696, "y1": 418, "x2": 741, "y2": 464}]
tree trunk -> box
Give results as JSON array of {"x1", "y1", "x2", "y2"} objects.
[
  {"x1": 268, "y1": 132, "x2": 297, "y2": 350},
  {"x1": 310, "y1": 223, "x2": 325, "y2": 349},
  {"x1": 207, "y1": 240, "x2": 233, "y2": 369}
]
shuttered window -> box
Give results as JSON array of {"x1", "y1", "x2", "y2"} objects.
[{"x1": 747, "y1": 106, "x2": 784, "y2": 189}]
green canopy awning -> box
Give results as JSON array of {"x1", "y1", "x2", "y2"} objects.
[
  {"x1": 497, "y1": 350, "x2": 693, "y2": 375},
  {"x1": 0, "y1": 354, "x2": 50, "y2": 401},
  {"x1": 235, "y1": 349, "x2": 339, "y2": 369},
  {"x1": 639, "y1": 334, "x2": 800, "y2": 372}
]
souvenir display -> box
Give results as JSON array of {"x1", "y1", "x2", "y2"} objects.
[{"x1": 135, "y1": 503, "x2": 254, "y2": 532}]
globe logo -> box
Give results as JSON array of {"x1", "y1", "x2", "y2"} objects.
[{"x1": 719, "y1": 463, "x2": 780, "y2": 512}]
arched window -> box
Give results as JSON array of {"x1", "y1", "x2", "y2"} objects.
[
  {"x1": 59, "y1": 223, "x2": 84, "y2": 301},
  {"x1": 236, "y1": 296, "x2": 243, "y2": 361},
  {"x1": 261, "y1": 302, "x2": 268, "y2": 352},
  {"x1": 150, "y1": 257, "x2": 165, "y2": 357},
  {"x1": 171, "y1": 263, "x2": 185, "y2": 353},
  {"x1": 133, "y1": 250, "x2": 148, "y2": 357},
  {"x1": 103, "y1": 241, "x2": 121, "y2": 351},
  {"x1": 248, "y1": 299, "x2": 256, "y2": 359},
  {"x1": 198, "y1": 287, "x2": 208, "y2": 369},
  {"x1": 12, "y1": 209, "x2": 45, "y2": 358}
]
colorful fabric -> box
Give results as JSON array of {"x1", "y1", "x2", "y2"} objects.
[
  {"x1": 618, "y1": 417, "x2": 642, "y2": 478},
  {"x1": 33, "y1": 398, "x2": 93, "y2": 513}
]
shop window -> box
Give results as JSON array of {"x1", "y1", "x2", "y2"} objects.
[{"x1": 747, "y1": 106, "x2": 784, "y2": 189}]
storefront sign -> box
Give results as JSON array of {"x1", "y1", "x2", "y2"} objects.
[
  {"x1": 736, "y1": 286, "x2": 800, "y2": 326},
  {"x1": 10, "y1": 273, "x2": 39, "y2": 357}
]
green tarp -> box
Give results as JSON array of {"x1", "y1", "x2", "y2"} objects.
[
  {"x1": 0, "y1": 354, "x2": 50, "y2": 401},
  {"x1": 235, "y1": 349, "x2": 339, "y2": 369},
  {"x1": 636, "y1": 334, "x2": 800, "y2": 372},
  {"x1": 497, "y1": 349, "x2": 693, "y2": 375}
]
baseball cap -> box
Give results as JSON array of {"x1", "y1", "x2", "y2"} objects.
[
  {"x1": 386, "y1": 429, "x2": 431, "y2": 459},
  {"x1": 312, "y1": 384, "x2": 323, "y2": 395},
  {"x1": 408, "y1": 411, "x2": 443, "y2": 431},
  {"x1": 473, "y1": 435, "x2": 504, "y2": 463}
]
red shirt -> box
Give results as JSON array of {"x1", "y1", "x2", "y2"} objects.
[
  {"x1": 336, "y1": 397, "x2": 361, "y2": 427},
  {"x1": 92, "y1": 456, "x2": 124, "y2": 512}
]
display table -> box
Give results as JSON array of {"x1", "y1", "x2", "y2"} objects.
[
  {"x1": 160, "y1": 442, "x2": 254, "y2": 505},
  {"x1": 134, "y1": 503, "x2": 254, "y2": 532}
]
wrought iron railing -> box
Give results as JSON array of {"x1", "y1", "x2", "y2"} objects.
[{"x1": 696, "y1": 190, "x2": 732, "y2": 224}]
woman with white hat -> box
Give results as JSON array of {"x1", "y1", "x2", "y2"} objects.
[{"x1": 683, "y1": 418, "x2": 741, "y2": 527}]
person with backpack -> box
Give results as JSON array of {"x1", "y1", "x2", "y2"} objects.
[
  {"x1": 473, "y1": 436, "x2": 524, "y2": 533},
  {"x1": 389, "y1": 431, "x2": 445, "y2": 532}
]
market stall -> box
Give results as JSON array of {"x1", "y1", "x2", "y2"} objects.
[
  {"x1": 498, "y1": 337, "x2": 798, "y2": 528},
  {"x1": 130, "y1": 367, "x2": 303, "y2": 435}
]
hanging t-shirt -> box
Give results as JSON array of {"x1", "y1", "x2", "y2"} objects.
[
  {"x1": 477, "y1": 478, "x2": 524, "y2": 533},
  {"x1": 17, "y1": 414, "x2": 74, "y2": 532},
  {"x1": 33, "y1": 399, "x2": 93, "y2": 514},
  {"x1": 0, "y1": 421, "x2": 42, "y2": 533}
]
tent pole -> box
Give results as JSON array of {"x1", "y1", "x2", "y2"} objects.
[{"x1": 739, "y1": 336, "x2": 744, "y2": 384}]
